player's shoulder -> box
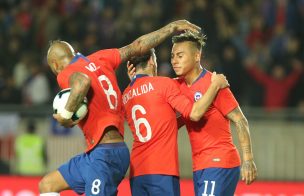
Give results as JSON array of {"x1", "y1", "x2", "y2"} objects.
[
  {"x1": 132, "y1": 76, "x2": 175, "y2": 88},
  {"x1": 201, "y1": 68, "x2": 212, "y2": 78},
  {"x1": 58, "y1": 64, "x2": 74, "y2": 77},
  {"x1": 204, "y1": 68, "x2": 213, "y2": 75},
  {"x1": 154, "y1": 76, "x2": 173, "y2": 81},
  {"x1": 63, "y1": 58, "x2": 90, "y2": 74},
  {"x1": 152, "y1": 76, "x2": 178, "y2": 85},
  {"x1": 197, "y1": 69, "x2": 213, "y2": 84},
  {"x1": 155, "y1": 77, "x2": 184, "y2": 92},
  {"x1": 88, "y1": 48, "x2": 119, "y2": 58},
  {"x1": 140, "y1": 76, "x2": 178, "y2": 91}
]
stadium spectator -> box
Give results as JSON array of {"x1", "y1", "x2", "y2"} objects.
[
  {"x1": 0, "y1": 75, "x2": 22, "y2": 104},
  {"x1": 0, "y1": 64, "x2": 22, "y2": 104},
  {"x1": 39, "y1": 20, "x2": 200, "y2": 196},
  {"x1": 245, "y1": 56, "x2": 303, "y2": 111},
  {"x1": 14, "y1": 120, "x2": 47, "y2": 176},
  {"x1": 123, "y1": 49, "x2": 228, "y2": 196},
  {"x1": 13, "y1": 52, "x2": 31, "y2": 89},
  {"x1": 171, "y1": 31, "x2": 257, "y2": 195},
  {"x1": 0, "y1": 0, "x2": 303, "y2": 108},
  {"x1": 218, "y1": 42, "x2": 245, "y2": 101},
  {"x1": 22, "y1": 63, "x2": 51, "y2": 105}
]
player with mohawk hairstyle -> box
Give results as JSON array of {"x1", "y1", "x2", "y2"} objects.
[{"x1": 171, "y1": 31, "x2": 257, "y2": 195}]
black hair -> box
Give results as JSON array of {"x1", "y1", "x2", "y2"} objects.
[{"x1": 129, "y1": 48, "x2": 155, "y2": 69}]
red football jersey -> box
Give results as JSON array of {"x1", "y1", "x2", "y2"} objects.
[
  {"x1": 177, "y1": 69, "x2": 241, "y2": 171},
  {"x1": 123, "y1": 75, "x2": 192, "y2": 177},
  {"x1": 57, "y1": 49, "x2": 124, "y2": 152}
]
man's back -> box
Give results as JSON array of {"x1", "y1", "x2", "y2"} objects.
[
  {"x1": 57, "y1": 49, "x2": 124, "y2": 152},
  {"x1": 123, "y1": 75, "x2": 192, "y2": 178}
]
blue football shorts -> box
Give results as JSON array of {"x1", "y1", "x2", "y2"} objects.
[
  {"x1": 130, "y1": 174, "x2": 180, "y2": 196},
  {"x1": 193, "y1": 166, "x2": 240, "y2": 196},
  {"x1": 58, "y1": 142, "x2": 130, "y2": 196}
]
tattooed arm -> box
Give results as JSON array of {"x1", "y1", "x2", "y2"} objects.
[
  {"x1": 119, "y1": 20, "x2": 201, "y2": 62},
  {"x1": 53, "y1": 72, "x2": 91, "y2": 127},
  {"x1": 65, "y1": 72, "x2": 91, "y2": 111},
  {"x1": 226, "y1": 106, "x2": 257, "y2": 185}
]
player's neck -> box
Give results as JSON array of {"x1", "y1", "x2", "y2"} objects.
[
  {"x1": 184, "y1": 65, "x2": 203, "y2": 86},
  {"x1": 136, "y1": 70, "x2": 153, "y2": 77}
]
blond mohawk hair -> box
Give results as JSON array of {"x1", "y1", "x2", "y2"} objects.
[{"x1": 172, "y1": 31, "x2": 207, "y2": 50}]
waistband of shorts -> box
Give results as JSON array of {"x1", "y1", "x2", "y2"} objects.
[{"x1": 96, "y1": 142, "x2": 127, "y2": 149}]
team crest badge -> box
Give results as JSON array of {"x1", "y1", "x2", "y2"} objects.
[{"x1": 194, "y1": 91, "x2": 203, "y2": 102}]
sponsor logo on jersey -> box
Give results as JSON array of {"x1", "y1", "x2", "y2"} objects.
[
  {"x1": 212, "y1": 158, "x2": 221, "y2": 162},
  {"x1": 194, "y1": 91, "x2": 203, "y2": 102}
]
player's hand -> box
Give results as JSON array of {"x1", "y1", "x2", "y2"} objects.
[
  {"x1": 241, "y1": 159, "x2": 257, "y2": 185},
  {"x1": 53, "y1": 114, "x2": 78, "y2": 128},
  {"x1": 169, "y1": 20, "x2": 201, "y2": 34},
  {"x1": 127, "y1": 61, "x2": 136, "y2": 80},
  {"x1": 211, "y1": 72, "x2": 229, "y2": 89}
]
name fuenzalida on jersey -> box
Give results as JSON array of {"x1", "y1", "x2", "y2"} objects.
[{"x1": 123, "y1": 82, "x2": 154, "y2": 104}]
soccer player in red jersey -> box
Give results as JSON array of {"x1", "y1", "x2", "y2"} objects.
[
  {"x1": 123, "y1": 49, "x2": 229, "y2": 196},
  {"x1": 39, "y1": 20, "x2": 201, "y2": 196},
  {"x1": 171, "y1": 31, "x2": 257, "y2": 195}
]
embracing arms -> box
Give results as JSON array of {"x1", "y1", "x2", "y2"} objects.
[
  {"x1": 119, "y1": 20, "x2": 201, "y2": 62},
  {"x1": 189, "y1": 73, "x2": 229, "y2": 121}
]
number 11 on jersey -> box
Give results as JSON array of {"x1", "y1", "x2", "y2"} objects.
[{"x1": 202, "y1": 180, "x2": 215, "y2": 196}]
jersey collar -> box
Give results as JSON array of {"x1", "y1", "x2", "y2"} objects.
[
  {"x1": 69, "y1": 52, "x2": 90, "y2": 64},
  {"x1": 130, "y1": 74, "x2": 149, "y2": 86},
  {"x1": 191, "y1": 68, "x2": 207, "y2": 85}
]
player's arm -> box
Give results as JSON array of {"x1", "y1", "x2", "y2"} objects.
[
  {"x1": 119, "y1": 20, "x2": 201, "y2": 62},
  {"x1": 226, "y1": 107, "x2": 257, "y2": 185},
  {"x1": 53, "y1": 72, "x2": 91, "y2": 127},
  {"x1": 189, "y1": 73, "x2": 229, "y2": 121}
]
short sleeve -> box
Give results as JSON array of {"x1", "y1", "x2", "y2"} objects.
[
  {"x1": 56, "y1": 65, "x2": 88, "y2": 89},
  {"x1": 91, "y1": 49, "x2": 121, "y2": 70},
  {"x1": 163, "y1": 79, "x2": 193, "y2": 119},
  {"x1": 213, "y1": 88, "x2": 239, "y2": 116}
]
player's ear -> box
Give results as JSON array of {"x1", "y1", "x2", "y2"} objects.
[
  {"x1": 147, "y1": 56, "x2": 154, "y2": 67},
  {"x1": 51, "y1": 61, "x2": 60, "y2": 74}
]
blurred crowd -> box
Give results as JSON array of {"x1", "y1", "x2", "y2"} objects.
[{"x1": 0, "y1": 0, "x2": 304, "y2": 111}]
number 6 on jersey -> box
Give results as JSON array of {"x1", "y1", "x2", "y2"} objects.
[{"x1": 131, "y1": 105, "x2": 152, "y2": 142}]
